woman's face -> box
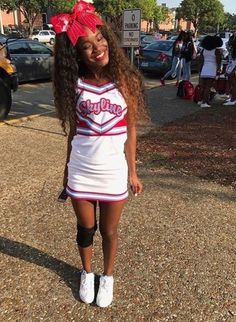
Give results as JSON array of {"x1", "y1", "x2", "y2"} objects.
[{"x1": 77, "y1": 27, "x2": 109, "y2": 69}]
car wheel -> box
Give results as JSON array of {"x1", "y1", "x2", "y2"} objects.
[
  {"x1": 34, "y1": 38, "x2": 39, "y2": 41},
  {"x1": 0, "y1": 80, "x2": 12, "y2": 120},
  {"x1": 50, "y1": 38, "x2": 55, "y2": 45}
]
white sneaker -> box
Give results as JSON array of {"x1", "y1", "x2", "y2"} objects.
[
  {"x1": 96, "y1": 275, "x2": 114, "y2": 308},
  {"x1": 223, "y1": 100, "x2": 236, "y2": 106},
  {"x1": 200, "y1": 103, "x2": 211, "y2": 108},
  {"x1": 79, "y1": 270, "x2": 95, "y2": 304},
  {"x1": 197, "y1": 101, "x2": 203, "y2": 105},
  {"x1": 220, "y1": 94, "x2": 230, "y2": 99}
]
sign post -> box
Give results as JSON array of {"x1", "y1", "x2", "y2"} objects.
[{"x1": 122, "y1": 8, "x2": 141, "y2": 65}]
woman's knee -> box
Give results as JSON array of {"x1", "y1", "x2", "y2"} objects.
[{"x1": 99, "y1": 227, "x2": 118, "y2": 240}]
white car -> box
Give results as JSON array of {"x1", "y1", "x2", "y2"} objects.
[{"x1": 31, "y1": 30, "x2": 55, "y2": 44}]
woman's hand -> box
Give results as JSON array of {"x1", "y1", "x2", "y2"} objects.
[
  {"x1": 129, "y1": 174, "x2": 143, "y2": 196},
  {"x1": 63, "y1": 168, "x2": 68, "y2": 188}
]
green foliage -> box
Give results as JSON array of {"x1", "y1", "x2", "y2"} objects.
[
  {"x1": 51, "y1": 0, "x2": 75, "y2": 13},
  {"x1": 94, "y1": 0, "x2": 169, "y2": 32},
  {"x1": 177, "y1": 0, "x2": 224, "y2": 33},
  {"x1": 222, "y1": 13, "x2": 236, "y2": 31},
  {"x1": 0, "y1": 0, "x2": 50, "y2": 34}
]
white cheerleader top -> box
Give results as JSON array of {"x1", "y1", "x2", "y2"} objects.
[
  {"x1": 72, "y1": 78, "x2": 128, "y2": 161},
  {"x1": 200, "y1": 49, "x2": 217, "y2": 78}
]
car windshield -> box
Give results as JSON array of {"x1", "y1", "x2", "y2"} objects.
[
  {"x1": 142, "y1": 35, "x2": 157, "y2": 43},
  {"x1": 145, "y1": 41, "x2": 174, "y2": 51}
]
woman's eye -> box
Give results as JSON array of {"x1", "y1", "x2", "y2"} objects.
[{"x1": 83, "y1": 43, "x2": 92, "y2": 50}]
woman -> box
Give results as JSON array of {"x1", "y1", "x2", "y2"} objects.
[
  {"x1": 160, "y1": 30, "x2": 185, "y2": 86},
  {"x1": 199, "y1": 35, "x2": 222, "y2": 108},
  {"x1": 51, "y1": 0, "x2": 146, "y2": 308},
  {"x1": 181, "y1": 31, "x2": 195, "y2": 81},
  {"x1": 224, "y1": 34, "x2": 236, "y2": 106}
]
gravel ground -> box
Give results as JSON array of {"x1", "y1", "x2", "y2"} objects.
[{"x1": 0, "y1": 113, "x2": 235, "y2": 322}]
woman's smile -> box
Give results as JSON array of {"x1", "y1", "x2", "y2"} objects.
[{"x1": 95, "y1": 51, "x2": 105, "y2": 61}]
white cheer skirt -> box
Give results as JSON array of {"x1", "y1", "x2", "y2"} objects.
[
  {"x1": 226, "y1": 59, "x2": 236, "y2": 75},
  {"x1": 66, "y1": 151, "x2": 128, "y2": 202}
]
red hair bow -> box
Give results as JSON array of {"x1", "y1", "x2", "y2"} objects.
[{"x1": 51, "y1": 0, "x2": 103, "y2": 46}]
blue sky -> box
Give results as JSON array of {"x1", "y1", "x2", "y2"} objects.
[{"x1": 162, "y1": 0, "x2": 236, "y2": 14}]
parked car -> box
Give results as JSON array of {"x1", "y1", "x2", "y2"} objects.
[
  {"x1": 7, "y1": 39, "x2": 53, "y2": 83},
  {"x1": 138, "y1": 40, "x2": 175, "y2": 75},
  {"x1": 0, "y1": 41, "x2": 18, "y2": 119},
  {"x1": 30, "y1": 30, "x2": 55, "y2": 44},
  {"x1": 140, "y1": 35, "x2": 159, "y2": 49},
  {"x1": 0, "y1": 33, "x2": 8, "y2": 43}
]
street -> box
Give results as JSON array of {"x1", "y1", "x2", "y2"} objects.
[
  {"x1": 3, "y1": 74, "x2": 201, "y2": 126},
  {"x1": 9, "y1": 81, "x2": 55, "y2": 121}
]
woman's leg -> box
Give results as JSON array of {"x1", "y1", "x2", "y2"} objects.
[
  {"x1": 71, "y1": 199, "x2": 97, "y2": 273},
  {"x1": 229, "y1": 73, "x2": 236, "y2": 100},
  {"x1": 186, "y1": 61, "x2": 192, "y2": 81},
  {"x1": 177, "y1": 58, "x2": 182, "y2": 81},
  {"x1": 162, "y1": 56, "x2": 179, "y2": 80},
  {"x1": 202, "y1": 78, "x2": 214, "y2": 104},
  {"x1": 99, "y1": 200, "x2": 126, "y2": 276}
]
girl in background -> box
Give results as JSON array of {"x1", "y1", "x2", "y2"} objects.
[
  {"x1": 181, "y1": 31, "x2": 195, "y2": 81},
  {"x1": 199, "y1": 35, "x2": 222, "y2": 108},
  {"x1": 224, "y1": 34, "x2": 236, "y2": 105},
  {"x1": 160, "y1": 30, "x2": 185, "y2": 86}
]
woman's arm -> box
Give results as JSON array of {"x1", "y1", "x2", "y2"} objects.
[
  {"x1": 124, "y1": 124, "x2": 143, "y2": 195},
  {"x1": 63, "y1": 120, "x2": 76, "y2": 187},
  {"x1": 215, "y1": 48, "x2": 222, "y2": 73}
]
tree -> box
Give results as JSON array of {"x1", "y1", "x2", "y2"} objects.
[
  {"x1": 222, "y1": 13, "x2": 236, "y2": 31},
  {"x1": 0, "y1": 0, "x2": 51, "y2": 35},
  {"x1": 94, "y1": 0, "x2": 168, "y2": 34},
  {"x1": 176, "y1": 0, "x2": 224, "y2": 35},
  {"x1": 94, "y1": 0, "x2": 136, "y2": 34},
  {"x1": 51, "y1": 0, "x2": 75, "y2": 13}
]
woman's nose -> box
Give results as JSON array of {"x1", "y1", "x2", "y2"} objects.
[{"x1": 93, "y1": 42, "x2": 100, "y2": 52}]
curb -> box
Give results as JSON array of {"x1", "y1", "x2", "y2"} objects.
[{"x1": 0, "y1": 110, "x2": 55, "y2": 127}]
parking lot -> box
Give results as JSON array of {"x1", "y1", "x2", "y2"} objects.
[{"x1": 2, "y1": 73, "x2": 201, "y2": 125}]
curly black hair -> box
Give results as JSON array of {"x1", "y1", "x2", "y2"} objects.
[
  {"x1": 53, "y1": 23, "x2": 147, "y2": 134},
  {"x1": 201, "y1": 35, "x2": 223, "y2": 50}
]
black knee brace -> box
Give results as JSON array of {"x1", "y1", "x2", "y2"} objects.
[{"x1": 76, "y1": 223, "x2": 97, "y2": 248}]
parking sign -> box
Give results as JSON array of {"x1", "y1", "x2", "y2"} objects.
[{"x1": 122, "y1": 9, "x2": 141, "y2": 47}]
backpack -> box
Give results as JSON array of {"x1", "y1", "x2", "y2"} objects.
[
  {"x1": 176, "y1": 80, "x2": 185, "y2": 98},
  {"x1": 177, "y1": 80, "x2": 194, "y2": 99},
  {"x1": 193, "y1": 84, "x2": 202, "y2": 103},
  {"x1": 216, "y1": 75, "x2": 228, "y2": 94}
]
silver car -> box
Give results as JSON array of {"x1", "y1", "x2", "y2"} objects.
[
  {"x1": 31, "y1": 30, "x2": 55, "y2": 45},
  {"x1": 7, "y1": 39, "x2": 53, "y2": 83}
]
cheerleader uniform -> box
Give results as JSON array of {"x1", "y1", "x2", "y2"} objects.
[
  {"x1": 200, "y1": 49, "x2": 218, "y2": 78},
  {"x1": 66, "y1": 78, "x2": 128, "y2": 202}
]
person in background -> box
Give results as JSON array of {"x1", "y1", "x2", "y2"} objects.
[
  {"x1": 51, "y1": 0, "x2": 145, "y2": 308},
  {"x1": 181, "y1": 31, "x2": 195, "y2": 81},
  {"x1": 224, "y1": 33, "x2": 236, "y2": 105},
  {"x1": 160, "y1": 30, "x2": 185, "y2": 86},
  {"x1": 198, "y1": 35, "x2": 222, "y2": 108}
]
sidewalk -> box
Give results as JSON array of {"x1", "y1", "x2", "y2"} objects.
[{"x1": 0, "y1": 84, "x2": 235, "y2": 321}]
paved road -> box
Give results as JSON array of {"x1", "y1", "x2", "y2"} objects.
[
  {"x1": 9, "y1": 81, "x2": 55, "y2": 121},
  {"x1": 4, "y1": 74, "x2": 201, "y2": 127}
]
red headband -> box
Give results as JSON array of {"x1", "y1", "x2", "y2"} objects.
[{"x1": 51, "y1": 0, "x2": 103, "y2": 46}]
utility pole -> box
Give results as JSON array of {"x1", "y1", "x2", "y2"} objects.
[{"x1": 0, "y1": 10, "x2": 4, "y2": 34}]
